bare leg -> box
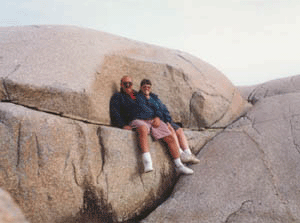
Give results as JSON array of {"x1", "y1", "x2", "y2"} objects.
[
  {"x1": 136, "y1": 125, "x2": 149, "y2": 153},
  {"x1": 162, "y1": 135, "x2": 180, "y2": 159},
  {"x1": 136, "y1": 125, "x2": 153, "y2": 172},
  {"x1": 167, "y1": 123, "x2": 181, "y2": 152},
  {"x1": 162, "y1": 134, "x2": 194, "y2": 174},
  {"x1": 176, "y1": 128, "x2": 200, "y2": 164},
  {"x1": 175, "y1": 128, "x2": 189, "y2": 151}
]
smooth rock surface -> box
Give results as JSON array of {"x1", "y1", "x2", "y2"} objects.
[
  {"x1": 143, "y1": 83, "x2": 300, "y2": 222},
  {"x1": 0, "y1": 25, "x2": 250, "y2": 129},
  {"x1": 0, "y1": 188, "x2": 29, "y2": 223},
  {"x1": 237, "y1": 74, "x2": 300, "y2": 103},
  {"x1": 0, "y1": 102, "x2": 217, "y2": 223}
]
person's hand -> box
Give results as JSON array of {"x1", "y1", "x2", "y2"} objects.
[
  {"x1": 167, "y1": 123, "x2": 176, "y2": 134},
  {"x1": 167, "y1": 122, "x2": 173, "y2": 131},
  {"x1": 152, "y1": 117, "x2": 161, "y2": 128},
  {"x1": 123, "y1": 125, "x2": 132, "y2": 130}
]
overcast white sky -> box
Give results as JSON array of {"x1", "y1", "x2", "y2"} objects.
[{"x1": 1, "y1": 0, "x2": 300, "y2": 86}]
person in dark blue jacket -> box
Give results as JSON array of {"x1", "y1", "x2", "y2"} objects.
[
  {"x1": 138, "y1": 79, "x2": 200, "y2": 165},
  {"x1": 109, "y1": 76, "x2": 194, "y2": 174}
]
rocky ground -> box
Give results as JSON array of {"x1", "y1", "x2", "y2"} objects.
[{"x1": 1, "y1": 25, "x2": 299, "y2": 223}]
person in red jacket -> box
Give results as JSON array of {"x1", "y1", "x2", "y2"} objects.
[
  {"x1": 110, "y1": 76, "x2": 194, "y2": 174},
  {"x1": 138, "y1": 79, "x2": 200, "y2": 165}
]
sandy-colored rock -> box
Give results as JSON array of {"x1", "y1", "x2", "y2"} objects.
[
  {"x1": 0, "y1": 188, "x2": 28, "y2": 223},
  {"x1": 183, "y1": 128, "x2": 222, "y2": 154},
  {"x1": 143, "y1": 89, "x2": 300, "y2": 222},
  {"x1": 238, "y1": 74, "x2": 300, "y2": 103},
  {"x1": 0, "y1": 102, "x2": 215, "y2": 223},
  {"x1": 0, "y1": 25, "x2": 249, "y2": 129}
]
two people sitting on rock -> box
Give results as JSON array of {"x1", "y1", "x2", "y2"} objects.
[{"x1": 109, "y1": 76, "x2": 200, "y2": 174}]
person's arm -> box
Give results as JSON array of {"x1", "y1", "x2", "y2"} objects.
[
  {"x1": 148, "y1": 94, "x2": 165, "y2": 121},
  {"x1": 156, "y1": 96, "x2": 173, "y2": 123},
  {"x1": 109, "y1": 93, "x2": 127, "y2": 128}
]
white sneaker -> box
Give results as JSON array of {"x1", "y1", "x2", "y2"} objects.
[
  {"x1": 176, "y1": 165, "x2": 194, "y2": 175},
  {"x1": 180, "y1": 153, "x2": 200, "y2": 164}
]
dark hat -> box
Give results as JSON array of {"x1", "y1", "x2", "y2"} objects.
[{"x1": 140, "y1": 79, "x2": 152, "y2": 87}]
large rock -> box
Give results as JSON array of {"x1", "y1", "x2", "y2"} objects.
[
  {"x1": 0, "y1": 25, "x2": 250, "y2": 129},
  {"x1": 143, "y1": 83, "x2": 300, "y2": 222},
  {"x1": 238, "y1": 74, "x2": 300, "y2": 103},
  {"x1": 0, "y1": 188, "x2": 28, "y2": 223},
  {"x1": 0, "y1": 102, "x2": 219, "y2": 223}
]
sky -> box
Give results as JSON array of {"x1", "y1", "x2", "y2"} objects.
[{"x1": 1, "y1": 0, "x2": 300, "y2": 86}]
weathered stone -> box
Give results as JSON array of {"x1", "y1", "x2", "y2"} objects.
[
  {"x1": 183, "y1": 128, "x2": 222, "y2": 154},
  {"x1": 238, "y1": 74, "x2": 300, "y2": 103},
  {"x1": 0, "y1": 102, "x2": 216, "y2": 222},
  {"x1": 142, "y1": 90, "x2": 300, "y2": 222},
  {"x1": 0, "y1": 25, "x2": 250, "y2": 129},
  {"x1": 0, "y1": 188, "x2": 28, "y2": 223}
]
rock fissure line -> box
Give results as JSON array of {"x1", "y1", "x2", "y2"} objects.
[
  {"x1": 1, "y1": 79, "x2": 11, "y2": 101},
  {"x1": 176, "y1": 54, "x2": 204, "y2": 75},
  {"x1": 105, "y1": 174, "x2": 109, "y2": 203},
  {"x1": 210, "y1": 105, "x2": 230, "y2": 127},
  {"x1": 194, "y1": 88, "x2": 231, "y2": 103},
  {"x1": 176, "y1": 54, "x2": 228, "y2": 97},
  {"x1": 250, "y1": 115, "x2": 296, "y2": 129},
  {"x1": 244, "y1": 115, "x2": 262, "y2": 135},
  {"x1": 165, "y1": 64, "x2": 193, "y2": 91},
  {"x1": 34, "y1": 133, "x2": 42, "y2": 176},
  {"x1": 64, "y1": 149, "x2": 71, "y2": 171},
  {"x1": 176, "y1": 54, "x2": 219, "y2": 91},
  {"x1": 264, "y1": 88, "x2": 270, "y2": 99},
  {"x1": 96, "y1": 128, "x2": 106, "y2": 172},
  {"x1": 5, "y1": 64, "x2": 21, "y2": 79},
  {"x1": 288, "y1": 105, "x2": 300, "y2": 155},
  {"x1": 209, "y1": 90, "x2": 236, "y2": 127},
  {"x1": 224, "y1": 200, "x2": 253, "y2": 223},
  {"x1": 248, "y1": 86, "x2": 267, "y2": 104},
  {"x1": 72, "y1": 161, "x2": 80, "y2": 186},
  {"x1": 16, "y1": 122, "x2": 22, "y2": 168},
  {"x1": 0, "y1": 101, "x2": 107, "y2": 126},
  {"x1": 242, "y1": 127, "x2": 292, "y2": 213}
]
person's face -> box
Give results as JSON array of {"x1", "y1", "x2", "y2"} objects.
[
  {"x1": 141, "y1": 84, "x2": 152, "y2": 96},
  {"x1": 121, "y1": 77, "x2": 133, "y2": 93}
]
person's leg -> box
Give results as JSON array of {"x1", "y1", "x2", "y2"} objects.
[
  {"x1": 162, "y1": 135, "x2": 180, "y2": 159},
  {"x1": 136, "y1": 125, "x2": 149, "y2": 153},
  {"x1": 175, "y1": 128, "x2": 200, "y2": 164},
  {"x1": 175, "y1": 128, "x2": 190, "y2": 152},
  {"x1": 137, "y1": 125, "x2": 153, "y2": 172},
  {"x1": 151, "y1": 120, "x2": 193, "y2": 175},
  {"x1": 130, "y1": 120, "x2": 153, "y2": 172},
  {"x1": 162, "y1": 134, "x2": 193, "y2": 175},
  {"x1": 167, "y1": 123, "x2": 183, "y2": 153}
]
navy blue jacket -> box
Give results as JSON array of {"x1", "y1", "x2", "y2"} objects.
[
  {"x1": 109, "y1": 90, "x2": 140, "y2": 128},
  {"x1": 136, "y1": 92, "x2": 173, "y2": 124},
  {"x1": 110, "y1": 90, "x2": 174, "y2": 128}
]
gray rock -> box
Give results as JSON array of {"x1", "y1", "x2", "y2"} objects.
[
  {"x1": 0, "y1": 102, "x2": 217, "y2": 223},
  {"x1": 0, "y1": 25, "x2": 254, "y2": 222},
  {"x1": 0, "y1": 188, "x2": 28, "y2": 223},
  {"x1": 142, "y1": 87, "x2": 300, "y2": 222},
  {"x1": 0, "y1": 25, "x2": 250, "y2": 129},
  {"x1": 238, "y1": 74, "x2": 300, "y2": 103}
]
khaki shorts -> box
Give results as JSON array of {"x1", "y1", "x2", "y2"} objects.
[{"x1": 129, "y1": 119, "x2": 171, "y2": 140}]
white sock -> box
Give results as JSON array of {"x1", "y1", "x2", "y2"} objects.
[
  {"x1": 183, "y1": 148, "x2": 192, "y2": 155},
  {"x1": 142, "y1": 152, "x2": 152, "y2": 162},
  {"x1": 174, "y1": 157, "x2": 184, "y2": 167},
  {"x1": 142, "y1": 152, "x2": 153, "y2": 171},
  {"x1": 179, "y1": 148, "x2": 184, "y2": 154}
]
